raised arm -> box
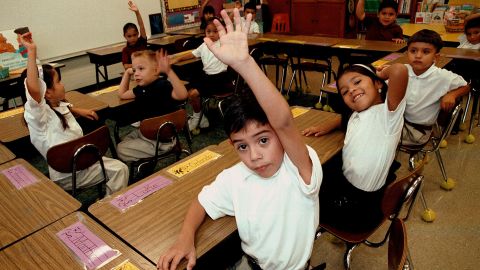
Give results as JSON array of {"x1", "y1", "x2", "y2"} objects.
[
  {"x1": 156, "y1": 49, "x2": 188, "y2": 101},
  {"x1": 376, "y1": 63, "x2": 408, "y2": 111},
  {"x1": 206, "y1": 9, "x2": 313, "y2": 184},
  {"x1": 356, "y1": 0, "x2": 366, "y2": 21},
  {"x1": 19, "y1": 33, "x2": 41, "y2": 103},
  {"x1": 118, "y1": 68, "x2": 136, "y2": 99},
  {"x1": 170, "y1": 52, "x2": 196, "y2": 65},
  {"x1": 129, "y1": 0, "x2": 147, "y2": 39},
  {"x1": 158, "y1": 199, "x2": 206, "y2": 270}
]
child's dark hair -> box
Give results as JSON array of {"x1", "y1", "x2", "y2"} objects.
[
  {"x1": 407, "y1": 29, "x2": 443, "y2": 52},
  {"x1": 465, "y1": 16, "x2": 480, "y2": 33},
  {"x1": 20, "y1": 64, "x2": 69, "y2": 129},
  {"x1": 336, "y1": 64, "x2": 388, "y2": 131},
  {"x1": 244, "y1": 2, "x2": 257, "y2": 12},
  {"x1": 378, "y1": 0, "x2": 398, "y2": 13},
  {"x1": 222, "y1": 91, "x2": 269, "y2": 136},
  {"x1": 203, "y1": 5, "x2": 215, "y2": 15},
  {"x1": 123, "y1": 22, "x2": 138, "y2": 35}
]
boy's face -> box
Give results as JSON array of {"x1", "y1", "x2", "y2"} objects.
[
  {"x1": 205, "y1": 23, "x2": 219, "y2": 42},
  {"x1": 378, "y1": 7, "x2": 397, "y2": 26},
  {"x1": 338, "y1": 71, "x2": 383, "y2": 112},
  {"x1": 407, "y1": 42, "x2": 439, "y2": 75},
  {"x1": 230, "y1": 121, "x2": 284, "y2": 178},
  {"x1": 132, "y1": 56, "x2": 158, "y2": 86},
  {"x1": 244, "y1": 8, "x2": 256, "y2": 20},
  {"x1": 466, "y1": 27, "x2": 480, "y2": 45},
  {"x1": 124, "y1": 28, "x2": 139, "y2": 46}
]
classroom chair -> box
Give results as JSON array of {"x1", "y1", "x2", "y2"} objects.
[
  {"x1": 398, "y1": 103, "x2": 462, "y2": 222},
  {"x1": 459, "y1": 81, "x2": 479, "y2": 144},
  {"x1": 257, "y1": 41, "x2": 289, "y2": 94},
  {"x1": 317, "y1": 164, "x2": 425, "y2": 270},
  {"x1": 388, "y1": 218, "x2": 413, "y2": 270},
  {"x1": 46, "y1": 125, "x2": 111, "y2": 198},
  {"x1": 129, "y1": 109, "x2": 192, "y2": 181},
  {"x1": 271, "y1": 13, "x2": 290, "y2": 33}
]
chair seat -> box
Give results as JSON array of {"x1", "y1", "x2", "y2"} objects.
[{"x1": 320, "y1": 219, "x2": 384, "y2": 244}]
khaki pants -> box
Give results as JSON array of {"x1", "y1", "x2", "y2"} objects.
[
  {"x1": 116, "y1": 129, "x2": 175, "y2": 162},
  {"x1": 401, "y1": 121, "x2": 433, "y2": 146}
]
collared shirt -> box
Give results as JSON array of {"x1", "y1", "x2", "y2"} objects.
[
  {"x1": 364, "y1": 17, "x2": 403, "y2": 41},
  {"x1": 458, "y1": 34, "x2": 480, "y2": 49},
  {"x1": 404, "y1": 64, "x2": 467, "y2": 125},
  {"x1": 192, "y1": 41, "x2": 228, "y2": 75},
  {"x1": 241, "y1": 17, "x2": 260, "y2": 33}
]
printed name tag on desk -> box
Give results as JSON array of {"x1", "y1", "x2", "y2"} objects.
[
  {"x1": 167, "y1": 150, "x2": 222, "y2": 178},
  {"x1": 1, "y1": 164, "x2": 38, "y2": 189},
  {"x1": 291, "y1": 107, "x2": 309, "y2": 118},
  {"x1": 0, "y1": 107, "x2": 24, "y2": 119},
  {"x1": 89, "y1": 85, "x2": 119, "y2": 96}
]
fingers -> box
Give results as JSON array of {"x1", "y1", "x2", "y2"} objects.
[
  {"x1": 233, "y1": 8, "x2": 242, "y2": 31},
  {"x1": 218, "y1": 10, "x2": 230, "y2": 35},
  {"x1": 169, "y1": 255, "x2": 182, "y2": 270},
  {"x1": 186, "y1": 255, "x2": 196, "y2": 270}
]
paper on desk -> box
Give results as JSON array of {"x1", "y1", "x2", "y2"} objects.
[
  {"x1": 57, "y1": 222, "x2": 120, "y2": 270},
  {"x1": 89, "y1": 85, "x2": 119, "y2": 96},
  {"x1": 291, "y1": 107, "x2": 309, "y2": 118},
  {"x1": 1, "y1": 164, "x2": 38, "y2": 189},
  {"x1": 0, "y1": 107, "x2": 24, "y2": 119},
  {"x1": 110, "y1": 175, "x2": 173, "y2": 211},
  {"x1": 257, "y1": 37, "x2": 278, "y2": 42},
  {"x1": 383, "y1": 53, "x2": 402, "y2": 61},
  {"x1": 372, "y1": 59, "x2": 390, "y2": 68},
  {"x1": 167, "y1": 149, "x2": 222, "y2": 177},
  {"x1": 285, "y1": 39, "x2": 305, "y2": 44},
  {"x1": 334, "y1": 44, "x2": 360, "y2": 49},
  {"x1": 327, "y1": 82, "x2": 336, "y2": 88},
  {"x1": 111, "y1": 260, "x2": 140, "y2": 270}
]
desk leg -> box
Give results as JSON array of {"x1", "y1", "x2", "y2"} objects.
[
  {"x1": 95, "y1": 64, "x2": 100, "y2": 89},
  {"x1": 103, "y1": 65, "x2": 109, "y2": 82},
  {"x1": 467, "y1": 87, "x2": 479, "y2": 135}
]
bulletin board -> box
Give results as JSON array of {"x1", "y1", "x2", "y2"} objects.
[{"x1": 162, "y1": 0, "x2": 202, "y2": 31}]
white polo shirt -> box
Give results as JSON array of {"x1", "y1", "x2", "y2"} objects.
[
  {"x1": 199, "y1": 146, "x2": 322, "y2": 270},
  {"x1": 192, "y1": 41, "x2": 228, "y2": 75},
  {"x1": 241, "y1": 17, "x2": 260, "y2": 33},
  {"x1": 342, "y1": 96, "x2": 406, "y2": 191},
  {"x1": 458, "y1": 34, "x2": 480, "y2": 49},
  {"x1": 404, "y1": 64, "x2": 467, "y2": 125}
]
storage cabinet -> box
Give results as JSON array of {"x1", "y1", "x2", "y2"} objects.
[{"x1": 292, "y1": 0, "x2": 347, "y2": 37}]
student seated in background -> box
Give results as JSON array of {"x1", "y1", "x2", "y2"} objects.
[
  {"x1": 171, "y1": 17, "x2": 235, "y2": 131},
  {"x1": 158, "y1": 9, "x2": 322, "y2": 270},
  {"x1": 356, "y1": 0, "x2": 404, "y2": 43},
  {"x1": 20, "y1": 33, "x2": 128, "y2": 195},
  {"x1": 117, "y1": 49, "x2": 188, "y2": 162},
  {"x1": 458, "y1": 13, "x2": 480, "y2": 49},
  {"x1": 200, "y1": 0, "x2": 215, "y2": 30},
  {"x1": 242, "y1": 2, "x2": 260, "y2": 34},
  {"x1": 122, "y1": 0, "x2": 148, "y2": 70},
  {"x1": 401, "y1": 30, "x2": 469, "y2": 146}
]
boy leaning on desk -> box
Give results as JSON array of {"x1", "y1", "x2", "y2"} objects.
[{"x1": 157, "y1": 8, "x2": 323, "y2": 270}]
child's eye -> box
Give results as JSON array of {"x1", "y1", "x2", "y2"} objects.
[
  {"x1": 132, "y1": 68, "x2": 136, "y2": 72},
  {"x1": 259, "y1": 137, "x2": 268, "y2": 144},
  {"x1": 354, "y1": 79, "x2": 361, "y2": 85},
  {"x1": 237, "y1": 144, "x2": 247, "y2": 151}
]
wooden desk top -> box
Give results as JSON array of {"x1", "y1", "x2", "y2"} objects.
[
  {"x1": 0, "y1": 212, "x2": 156, "y2": 269},
  {"x1": 333, "y1": 38, "x2": 407, "y2": 52},
  {"x1": 88, "y1": 83, "x2": 135, "y2": 108},
  {"x1": 86, "y1": 45, "x2": 124, "y2": 56},
  {"x1": 148, "y1": 35, "x2": 190, "y2": 46},
  {"x1": 89, "y1": 145, "x2": 238, "y2": 264},
  {"x1": 372, "y1": 52, "x2": 452, "y2": 68},
  {"x1": 291, "y1": 35, "x2": 340, "y2": 47},
  {"x1": 440, "y1": 47, "x2": 480, "y2": 61},
  {"x1": 168, "y1": 27, "x2": 205, "y2": 36},
  {"x1": 0, "y1": 159, "x2": 81, "y2": 249},
  {"x1": 401, "y1": 23, "x2": 461, "y2": 43},
  {"x1": 0, "y1": 143, "x2": 15, "y2": 165},
  {"x1": 65, "y1": 91, "x2": 108, "y2": 111}
]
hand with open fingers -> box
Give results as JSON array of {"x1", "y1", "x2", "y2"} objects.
[
  {"x1": 128, "y1": 0, "x2": 139, "y2": 12},
  {"x1": 157, "y1": 241, "x2": 197, "y2": 270},
  {"x1": 19, "y1": 32, "x2": 35, "y2": 50},
  {"x1": 392, "y1": 38, "x2": 405, "y2": 44},
  {"x1": 204, "y1": 8, "x2": 251, "y2": 69},
  {"x1": 156, "y1": 49, "x2": 171, "y2": 74},
  {"x1": 302, "y1": 124, "x2": 332, "y2": 137}
]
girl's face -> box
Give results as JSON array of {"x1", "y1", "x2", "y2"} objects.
[
  {"x1": 204, "y1": 12, "x2": 214, "y2": 20},
  {"x1": 466, "y1": 26, "x2": 480, "y2": 45},
  {"x1": 124, "y1": 27, "x2": 139, "y2": 46},
  {"x1": 45, "y1": 70, "x2": 65, "y2": 105},
  {"x1": 205, "y1": 23, "x2": 219, "y2": 42},
  {"x1": 378, "y1": 7, "x2": 397, "y2": 26},
  {"x1": 338, "y1": 71, "x2": 383, "y2": 112}
]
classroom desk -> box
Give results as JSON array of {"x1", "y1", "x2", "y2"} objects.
[
  {"x1": 89, "y1": 108, "x2": 344, "y2": 267},
  {"x1": 0, "y1": 143, "x2": 15, "y2": 165},
  {"x1": 86, "y1": 45, "x2": 124, "y2": 88},
  {"x1": 0, "y1": 212, "x2": 156, "y2": 269},
  {"x1": 401, "y1": 23, "x2": 461, "y2": 44},
  {"x1": 0, "y1": 159, "x2": 81, "y2": 249},
  {"x1": 148, "y1": 34, "x2": 191, "y2": 53},
  {"x1": 88, "y1": 85, "x2": 133, "y2": 108},
  {"x1": 168, "y1": 27, "x2": 205, "y2": 36},
  {"x1": 440, "y1": 47, "x2": 480, "y2": 61},
  {"x1": 372, "y1": 52, "x2": 453, "y2": 68},
  {"x1": 0, "y1": 91, "x2": 108, "y2": 143}
]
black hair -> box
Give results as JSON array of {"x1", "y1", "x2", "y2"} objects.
[
  {"x1": 123, "y1": 22, "x2": 138, "y2": 35},
  {"x1": 203, "y1": 5, "x2": 215, "y2": 15},
  {"x1": 407, "y1": 29, "x2": 443, "y2": 52},
  {"x1": 205, "y1": 16, "x2": 226, "y2": 28},
  {"x1": 20, "y1": 64, "x2": 69, "y2": 129},
  {"x1": 378, "y1": 0, "x2": 398, "y2": 13},
  {"x1": 244, "y1": 2, "x2": 257, "y2": 12},
  {"x1": 465, "y1": 16, "x2": 480, "y2": 33},
  {"x1": 336, "y1": 64, "x2": 388, "y2": 131},
  {"x1": 222, "y1": 91, "x2": 269, "y2": 137}
]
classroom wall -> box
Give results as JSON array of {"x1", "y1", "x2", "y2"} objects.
[{"x1": 0, "y1": 0, "x2": 162, "y2": 61}]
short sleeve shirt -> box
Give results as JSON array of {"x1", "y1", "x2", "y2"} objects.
[
  {"x1": 122, "y1": 36, "x2": 148, "y2": 65},
  {"x1": 364, "y1": 17, "x2": 403, "y2": 41},
  {"x1": 192, "y1": 42, "x2": 228, "y2": 75},
  {"x1": 132, "y1": 77, "x2": 180, "y2": 119}
]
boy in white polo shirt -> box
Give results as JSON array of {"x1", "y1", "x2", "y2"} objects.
[
  {"x1": 158, "y1": 9, "x2": 322, "y2": 270},
  {"x1": 402, "y1": 29, "x2": 469, "y2": 146}
]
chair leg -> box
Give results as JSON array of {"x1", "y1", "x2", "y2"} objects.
[
  {"x1": 460, "y1": 92, "x2": 471, "y2": 127},
  {"x1": 286, "y1": 69, "x2": 297, "y2": 96},
  {"x1": 434, "y1": 149, "x2": 449, "y2": 183},
  {"x1": 344, "y1": 243, "x2": 358, "y2": 270},
  {"x1": 275, "y1": 64, "x2": 280, "y2": 89},
  {"x1": 280, "y1": 64, "x2": 287, "y2": 95},
  {"x1": 467, "y1": 88, "x2": 479, "y2": 135}
]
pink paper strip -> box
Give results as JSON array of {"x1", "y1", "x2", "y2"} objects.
[
  {"x1": 1, "y1": 164, "x2": 39, "y2": 189},
  {"x1": 110, "y1": 175, "x2": 173, "y2": 211},
  {"x1": 383, "y1": 53, "x2": 402, "y2": 61},
  {"x1": 57, "y1": 222, "x2": 119, "y2": 270},
  {"x1": 328, "y1": 82, "x2": 337, "y2": 88}
]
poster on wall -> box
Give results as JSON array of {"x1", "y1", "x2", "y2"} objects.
[
  {"x1": 162, "y1": 0, "x2": 201, "y2": 31},
  {"x1": 0, "y1": 29, "x2": 28, "y2": 75}
]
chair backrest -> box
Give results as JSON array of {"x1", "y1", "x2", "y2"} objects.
[
  {"x1": 46, "y1": 125, "x2": 110, "y2": 173},
  {"x1": 435, "y1": 103, "x2": 462, "y2": 144},
  {"x1": 139, "y1": 109, "x2": 187, "y2": 142},
  {"x1": 388, "y1": 218, "x2": 408, "y2": 270},
  {"x1": 271, "y1": 13, "x2": 290, "y2": 33}
]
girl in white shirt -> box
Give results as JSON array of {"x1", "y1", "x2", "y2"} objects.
[
  {"x1": 302, "y1": 63, "x2": 408, "y2": 230},
  {"x1": 19, "y1": 32, "x2": 128, "y2": 195},
  {"x1": 458, "y1": 14, "x2": 480, "y2": 49}
]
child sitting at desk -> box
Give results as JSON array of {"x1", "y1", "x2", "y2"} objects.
[
  {"x1": 458, "y1": 13, "x2": 480, "y2": 49},
  {"x1": 356, "y1": 0, "x2": 404, "y2": 43},
  {"x1": 158, "y1": 9, "x2": 322, "y2": 270},
  {"x1": 20, "y1": 33, "x2": 128, "y2": 195},
  {"x1": 242, "y1": 2, "x2": 260, "y2": 34},
  {"x1": 401, "y1": 30, "x2": 468, "y2": 146},
  {"x1": 117, "y1": 49, "x2": 188, "y2": 162},
  {"x1": 122, "y1": 0, "x2": 148, "y2": 70},
  {"x1": 302, "y1": 62, "x2": 408, "y2": 230},
  {"x1": 171, "y1": 17, "x2": 235, "y2": 131}
]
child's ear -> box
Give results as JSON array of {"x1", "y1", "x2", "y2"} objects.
[
  {"x1": 374, "y1": 80, "x2": 384, "y2": 91},
  {"x1": 434, "y1": 52, "x2": 440, "y2": 64}
]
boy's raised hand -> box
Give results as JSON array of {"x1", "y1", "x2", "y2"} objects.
[
  {"x1": 156, "y1": 49, "x2": 171, "y2": 74},
  {"x1": 205, "y1": 9, "x2": 251, "y2": 70},
  {"x1": 19, "y1": 32, "x2": 35, "y2": 50},
  {"x1": 128, "y1": 0, "x2": 139, "y2": 12}
]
